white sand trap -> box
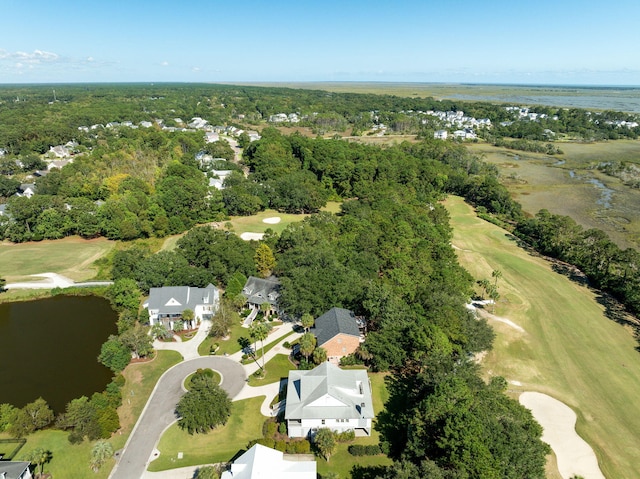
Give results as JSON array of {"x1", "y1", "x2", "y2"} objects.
[
  {"x1": 262, "y1": 217, "x2": 281, "y2": 224},
  {"x1": 510, "y1": 380, "x2": 522, "y2": 386},
  {"x1": 240, "y1": 232, "x2": 265, "y2": 241},
  {"x1": 520, "y1": 392, "x2": 605, "y2": 479}
]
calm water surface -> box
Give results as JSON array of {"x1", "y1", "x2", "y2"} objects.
[{"x1": 0, "y1": 295, "x2": 117, "y2": 412}]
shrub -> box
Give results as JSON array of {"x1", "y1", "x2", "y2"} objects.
[
  {"x1": 283, "y1": 341, "x2": 291, "y2": 349},
  {"x1": 339, "y1": 354, "x2": 359, "y2": 366},
  {"x1": 294, "y1": 440, "x2": 311, "y2": 454},
  {"x1": 275, "y1": 440, "x2": 287, "y2": 452},
  {"x1": 348, "y1": 444, "x2": 381, "y2": 456},
  {"x1": 278, "y1": 422, "x2": 287, "y2": 435},
  {"x1": 257, "y1": 437, "x2": 275, "y2": 448},
  {"x1": 263, "y1": 420, "x2": 277, "y2": 438},
  {"x1": 336, "y1": 430, "x2": 355, "y2": 442}
]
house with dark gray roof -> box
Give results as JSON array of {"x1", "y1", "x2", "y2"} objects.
[
  {"x1": 285, "y1": 362, "x2": 373, "y2": 438},
  {"x1": 242, "y1": 276, "x2": 281, "y2": 310},
  {"x1": 143, "y1": 284, "x2": 219, "y2": 330},
  {"x1": 311, "y1": 307, "x2": 362, "y2": 363},
  {"x1": 0, "y1": 461, "x2": 32, "y2": 479}
]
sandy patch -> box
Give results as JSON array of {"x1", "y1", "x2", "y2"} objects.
[
  {"x1": 240, "y1": 232, "x2": 265, "y2": 241},
  {"x1": 262, "y1": 217, "x2": 282, "y2": 224},
  {"x1": 467, "y1": 302, "x2": 526, "y2": 333},
  {"x1": 520, "y1": 392, "x2": 605, "y2": 479},
  {"x1": 510, "y1": 380, "x2": 522, "y2": 386}
]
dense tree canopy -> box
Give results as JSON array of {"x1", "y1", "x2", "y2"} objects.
[{"x1": 176, "y1": 374, "x2": 232, "y2": 434}]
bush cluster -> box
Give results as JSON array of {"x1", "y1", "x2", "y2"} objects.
[{"x1": 348, "y1": 444, "x2": 382, "y2": 456}]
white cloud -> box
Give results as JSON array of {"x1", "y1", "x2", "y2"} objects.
[
  {"x1": 161, "y1": 61, "x2": 169, "y2": 66},
  {"x1": 192, "y1": 66, "x2": 201, "y2": 72}
]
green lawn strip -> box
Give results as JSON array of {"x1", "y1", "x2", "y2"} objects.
[
  {"x1": 160, "y1": 233, "x2": 186, "y2": 251},
  {"x1": 445, "y1": 195, "x2": 640, "y2": 479},
  {"x1": 0, "y1": 237, "x2": 115, "y2": 282},
  {"x1": 6, "y1": 429, "x2": 112, "y2": 479},
  {"x1": 242, "y1": 329, "x2": 293, "y2": 364},
  {"x1": 316, "y1": 447, "x2": 391, "y2": 478},
  {"x1": 248, "y1": 354, "x2": 295, "y2": 386},
  {"x1": 229, "y1": 209, "x2": 310, "y2": 235},
  {"x1": 148, "y1": 397, "x2": 264, "y2": 471},
  {"x1": 114, "y1": 350, "x2": 183, "y2": 451},
  {"x1": 197, "y1": 321, "x2": 246, "y2": 356}
]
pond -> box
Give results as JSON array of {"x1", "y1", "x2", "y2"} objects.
[{"x1": 0, "y1": 295, "x2": 118, "y2": 413}]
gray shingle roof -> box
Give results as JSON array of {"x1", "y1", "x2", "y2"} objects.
[
  {"x1": 311, "y1": 307, "x2": 360, "y2": 347},
  {"x1": 242, "y1": 276, "x2": 280, "y2": 306},
  {"x1": 0, "y1": 461, "x2": 31, "y2": 479},
  {"x1": 147, "y1": 284, "x2": 217, "y2": 315},
  {"x1": 285, "y1": 362, "x2": 374, "y2": 421}
]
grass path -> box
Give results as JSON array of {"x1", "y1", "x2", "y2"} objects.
[{"x1": 445, "y1": 196, "x2": 640, "y2": 479}]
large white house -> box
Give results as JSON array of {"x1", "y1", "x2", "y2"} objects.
[
  {"x1": 285, "y1": 362, "x2": 374, "y2": 438},
  {"x1": 144, "y1": 284, "x2": 219, "y2": 330},
  {"x1": 221, "y1": 444, "x2": 316, "y2": 479}
]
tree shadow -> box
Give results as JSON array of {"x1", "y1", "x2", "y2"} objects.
[
  {"x1": 350, "y1": 464, "x2": 388, "y2": 479},
  {"x1": 551, "y1": 263, "x2": 590, "y2": 287}
]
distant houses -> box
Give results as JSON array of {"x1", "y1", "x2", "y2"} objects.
[{"x1": 144, "y1": 284, "x2": 219, "y2": 330}]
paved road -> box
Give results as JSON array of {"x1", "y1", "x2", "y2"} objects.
[{"x1": 109, "y1": 357, "x2": 246, "y2": 479}]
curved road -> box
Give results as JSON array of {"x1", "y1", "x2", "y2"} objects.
[{"x1": 109, "y1": 357, "x2": 246, "y2": 479}]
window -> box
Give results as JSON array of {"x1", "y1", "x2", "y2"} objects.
[{"x1": 321, "y1": 419, "x2": 325, "y2": 425}]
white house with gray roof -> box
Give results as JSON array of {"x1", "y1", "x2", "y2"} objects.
[
  {"x1": 221, "y1": 444, "x2": 316, "y2": 479},
  {"x1": 144, "y1": 284, "x2": 219, "y2": 330},
  {"x1": 285, "y1": 362, "x2": 374, "y2": 438},
  {"x1": 0, "y1": 461, "x2": 32, "y2": 479}
]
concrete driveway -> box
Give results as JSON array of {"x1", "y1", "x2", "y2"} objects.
[{"x1": 109, "y1": 357, "x2": 246, "y2": 479}]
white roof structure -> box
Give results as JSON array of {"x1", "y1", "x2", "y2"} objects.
[
  {"x1": 285, "y1": 362, "x2": 374, "y2": 422},
  {"x1": 221, "y1": 444, "x2": 316, "y2": 479}
]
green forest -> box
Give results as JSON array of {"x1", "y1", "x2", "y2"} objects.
[{"x1": 2, "y1": 83, "x2": 640, "y2": 477}]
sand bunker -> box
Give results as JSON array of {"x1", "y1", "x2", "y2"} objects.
[
  {"x1": 240, "y1": 232, "x2": 265, "y2": 241},
  {"x1": 262, "y1": 217, "x2": 281, "y2": 224},
  {"x1": 520, "y1": 392, "x2": 605, "y2": 479}
]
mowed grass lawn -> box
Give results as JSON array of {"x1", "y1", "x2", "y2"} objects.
[
  {"x1": 149, "y1": 397, "x2": 265, "y2": 471},
  {"x1": 151, "y1": 372, "x2": 391, "y2": 477},
  {"x1": 227, "y1": 202, "x2": 341, "y2": 236},
  {"x1": 445, "y1": 195, "x2": 640, "y2": 479},
  {"x1": 0, "y1": 236, "x2": 115, "y2": 282}
]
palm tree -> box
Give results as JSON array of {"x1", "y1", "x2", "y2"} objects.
[
  {"x1": 249, "y1": 321, "x2": 272, "y2": 372},
  {"x1": 313, "y1": 346, "x2": 327, "y2": 364},
  {"x1": 90, "y1": 440, "x2": 114, "y2": 473},
  {"x1": 28, "y1": 447, "x2": 52, "y2": 477},
  {"x1": 301, "y1": 313, "x2": 314, "y2": 332},
  {"x1": 299, "y1": 332, "x2": 316, "y2": 363},
  {"x1": 181, "y1": 309, "x2": 195, "y2": 329},
  {"x1": 491, "y1": 269, "x2": 502, "y2": 289}
]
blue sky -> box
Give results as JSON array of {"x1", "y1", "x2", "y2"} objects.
[{"x1": 1, "y1": 0, "x2": 639, "y2": 85}]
